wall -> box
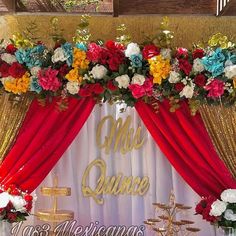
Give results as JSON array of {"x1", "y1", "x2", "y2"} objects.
[{"x1": 1, "y1": 15, "x2": 236, "y2": 48}]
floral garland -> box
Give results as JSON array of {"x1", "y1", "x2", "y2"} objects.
[
  {"x1": 0, "y1": 25, "x2": 235, "y2": 113},
  {"x1": 195, "y1": 189, "x2": 236, "y2": 229},
  {"x1": 0, "y1": 184, "x2": 36, "y2": 223}
]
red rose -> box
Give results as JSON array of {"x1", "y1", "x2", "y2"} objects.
[
  {"x1": 107, "y1": 80, "x2": 118, "y2": 91},
  {"x1": 108, "y1": 56, "x2": 123, "y2": 71},
  {"x1": 6, "y1": 202, "x2": 14, "y2": 211},
  {"x1": 91, "y1": 83, "x2": 105, "y2": 95},
  {"x1": 174, "y1": 82, "x2": 185, "y2": 92},
  {"x1": 142, "y1": 44, "x2": 160, "y2": 60},
  {"x1": 0, "y1": 62, "x2": 10, "y2": 77},
  {"x1": 105, "y1": 40, "x2": 124, "y2": 51},
  {"x1": 25, "y1": 202, "x2": 33, "y2": 212},
  {"x1": 59, "y1": 64, "x2": 70, "y2": 77},
  {"x1": 6, "y1": 44, "x2": 17, "y2": 54},
  {"x1": 178, "y1": 59, "x2": 192, "y2": 75},
  {"x1": 99, "y1": 48, "x2": 109, "y2": 65},
  {"x1": 193, "y1": 49, "x2": 205, "y2": 59},
  {"x1": 79, "y1": 86, "x2": 92, "y2": 97},
  {"x1": 9, "y1": 62, "x2": 26, "y2": 78},
  {"x1": 176, "y1": 48, "x2": 188, "y2": 59},
  {"x1": 11, "y1": 188, "x2": 20, "y2": 196},
  {"x1": 7, "y1": 213, "x2": 17, "y2": 222},
  {"x1": 194, "y1": 74, "x2": 207, "y2": 87},
  {"x1": 24, "y1": 194, "x2": 33, "y2": 202}
]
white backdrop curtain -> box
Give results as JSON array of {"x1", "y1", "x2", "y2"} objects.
[{"x1": 26, "y1": 103, "x2": 222, "y2": 236}]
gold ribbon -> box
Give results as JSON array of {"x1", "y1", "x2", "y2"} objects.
[
  {"x1": 0, "y1": 92, "x2": 32, "y2": 163},
  {"x1": 199, "y1": 104, "x2": 236, "y2": 178}
]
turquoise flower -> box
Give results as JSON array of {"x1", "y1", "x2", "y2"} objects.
[
  {"x1": 15, "y1": 45, "x2": 45, "y2": 68},
  {"x1": 62, "y1": 43, "x2": 73, "y2": 66},
  {"x1": 30, "y1": 77, "x2": 42, "y2": 93},
  {"x1": 202, "y1": 48, "x2": 226, "y2": 77},
  {"x1": 76, "y1": 42, "x2": 87, "y2": 51},
  {"x1": 130, "y1": 54, "x2": 143, "y2": 68}
]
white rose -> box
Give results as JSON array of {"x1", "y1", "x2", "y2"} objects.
[
  {"x1": 1, "y1": 76, "x2": 14, "y2": 85},
  {"x1": 90, "y1": 65, "x2": 107, "y2": 79},
  {"x1": 115, "y1": 75, "x2": 130, "y2": 89},
  {"x1": 161, "y1": 48, "x2": 172, "y2": 60},
  {"x1": 221, "y1": 189, "x2": 236, "y2": 203},
  {"x1": 180, "y1": 84, "x2": 194, "y2": 98},
  {"x1": 1, "y1": 53, "x2": 17, "y2": 64},
  {"x1": 0, "y1": 192, "x2": 10, "y2": 208},
  {"x1": 224, "y1": 65, "x2": 236, "y2": 79},
  {"x1": 209, "y1": 200, "x2": 227, "y2": 216},
  {"x1": 66, "y1": 81, "x2": 80, "y2": 95},
  {"x1": 224, "y1": 209, "x2": 236, "y2": 221},
  {"x1": 52, "y1": 47, "x2": 68, "y2": 63},
  {"x1": 131, "y1": 74, "x2": 145, "y2": 85},
  {"x1": 192, "y1": 58, "x2": 205, "y2": 73},
  {"x1": 9, "y1": 196, "x2": 26, "y2": 212},
  {"x1": 168, "y1": 71, "x2": 181, "y2": 83},
  {"x1": 30, "y1": 66, "x2": 41, "y2": 77},
  {"x1": 125, "y1": 43, "x2": 140, "y2": 58}
]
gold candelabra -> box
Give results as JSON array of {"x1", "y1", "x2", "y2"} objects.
[
  {"x1": 144, "y1": 191, "x2": 200, "y2": 236},
  {"x1": 37, "y1": 176, "x2": 74, "y2": 235}
]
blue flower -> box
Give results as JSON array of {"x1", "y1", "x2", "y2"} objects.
[
  {"x1": 62, "y1": 43, "x2": 73, "y2": 66},
  {"x1": 30, "y1": 77, "x2": 42, "y2": 94},
  {"x1": 15, "y1": 45, "x2": 46, "y2": 68},
  {"x1": 202, "y1": 48, "x2": 226, "y2": 77},
  {"x1": 130, "y1": 54, "x2": 143, "y2": 68},
  {"x1": 15, "y1": 48, "x2": 31, "y2": 65},
  {"x1": 76, "y1": 42, "x2": 87, "y2": 51},
  {"x1": 226, "y1": 51, "x2": 236, "y2": 64}
]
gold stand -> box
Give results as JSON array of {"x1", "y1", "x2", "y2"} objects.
[
  {"x1": 37, "y1": 176, "x2": 74, "y2": 235},
  {"x1": 144, "y1": 191, "x2": 200, "y2": 236}
]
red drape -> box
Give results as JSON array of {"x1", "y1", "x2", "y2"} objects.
[
  {"x1": 0, "y1": 97, "x2": 95, "y2": 192},
  {"x1": 135, "y1": 100, "x2": 236, "y2": 198}
]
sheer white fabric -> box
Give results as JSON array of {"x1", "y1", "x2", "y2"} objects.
[{"x1": 27, "y1": 104, "x2": 223, "y2": 235}]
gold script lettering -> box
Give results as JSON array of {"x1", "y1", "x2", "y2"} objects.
[
  {"x1": 96, "y1": 115, "x2": 145, "y2": 155},
  {"x1": 82, "y1": 159, "x2": 150, "y2": 205}
]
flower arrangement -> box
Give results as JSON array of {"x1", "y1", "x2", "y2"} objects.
[
  {"x1": 0, "y1": 18, "x2": 235, "y2": 112},
  {"x1": 195, "y1": 189, "x2": 236, "y2": 229},
  {"x1": 0, "y1": 184, "x2": 36, "y2": 223}
]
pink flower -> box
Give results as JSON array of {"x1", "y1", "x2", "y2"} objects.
[
  {"x1": 38, "y1": 68, "x2": 62, "y2": 91},
  {"x1": 86, "y1": 43, "x2": 102, "y2": 62},
  {"x1": 176, "y1": 48, "x2": 188, "y2": 59},
  {"x1": 128, "y1": 78, "x2": 153, "y2": 98},
  {"x1": 205, "y1": 79, "x2": 225, "y2": 98}
]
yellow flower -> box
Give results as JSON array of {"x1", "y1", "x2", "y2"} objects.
[
  {"x1": 72, "y1": 48, "x2": 89, "y2": 69},
  {"x1": 4, "y1": 73, "x2": 30, "y2": 94},
  {"x1": 65, "y1": 68, "x2": 83, "y2": 83},
  {"x1": 148, "y1": 55, "x2": 171, "y2": 84}
]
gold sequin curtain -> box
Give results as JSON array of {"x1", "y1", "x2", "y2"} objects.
[
  {"x1": 199, "y1": 105, "x2": 236, "y2": 178},
  {"x1": 0, "y1": 93, "x2": 32, "y2": 163}
]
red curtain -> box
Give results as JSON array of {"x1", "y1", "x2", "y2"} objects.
[
  {"x1": 0, "y1": 97, "x2": 95, "y2": 193},
  {"x1": 135, "y1": 99, "x2": 236, "y2": 198}
]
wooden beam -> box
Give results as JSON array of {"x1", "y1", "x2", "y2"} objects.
[
  {"x1": 118, "y1": 0, "x2": 216, "y2": 15},
  {"x1": 113, "y1": 0, "x2": 119, "y2": 17},
  {"x1": 2, "y1": 0, "x2": 15, "y2": 12}
]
